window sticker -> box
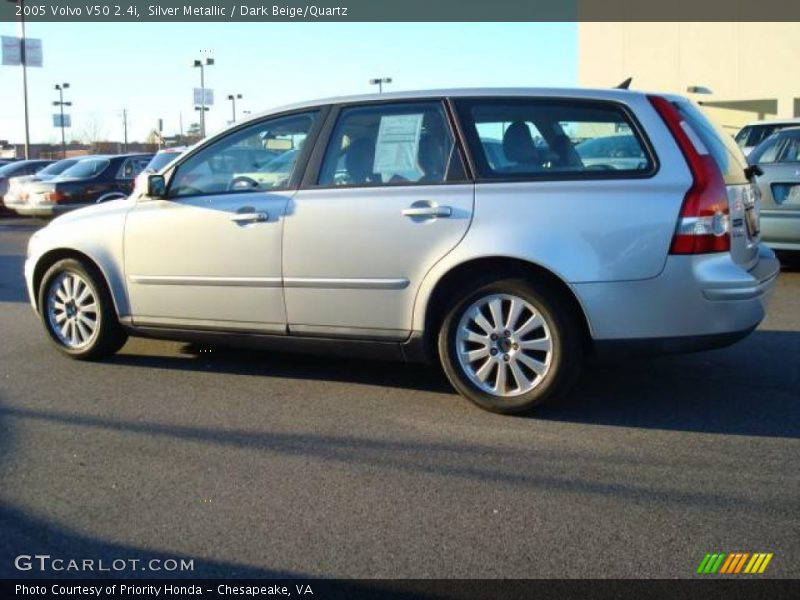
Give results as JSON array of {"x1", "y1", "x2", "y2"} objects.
[{"x1": 373, "y1": 113, "x2": 424, "y2": 174}]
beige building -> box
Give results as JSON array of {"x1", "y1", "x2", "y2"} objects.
[{"x1": 579, "y1": 23, "x2": 800, "y2": 132}]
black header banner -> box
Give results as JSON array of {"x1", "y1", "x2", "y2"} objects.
[{"x1": 1, "y1": 0, "x2": 799, "y2": 22}]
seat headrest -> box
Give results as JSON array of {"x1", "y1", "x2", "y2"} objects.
[
  {"x1": 345, "y1": 138, "x2": 376, "y2": 183},
  {"x1": 502, "y1": 122, "x2": 541, "y2": 165}
]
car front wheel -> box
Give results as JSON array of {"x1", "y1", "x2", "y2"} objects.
[
  {"x1": 38, "y1": 258, "x2": 128, "y2": 359},
  {"x1": 438, "y1": 278, "x2": 583, "y2": 414}
]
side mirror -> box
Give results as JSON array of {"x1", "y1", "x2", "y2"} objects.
[{"x1": 147, "y1": 174, "x2": 167, "y2": 198}]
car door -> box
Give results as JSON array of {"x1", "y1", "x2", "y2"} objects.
[
  {"x1": 283, "y1": 100, "x2": 474, "y2": 340},
  {"x1": 124, "y1": 110, "x2": 322, "y2": 333}
]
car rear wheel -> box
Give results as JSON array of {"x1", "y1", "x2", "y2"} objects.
[
  {"x1": 438, "y1": 278, "x2": 583, "y2": 414},
  {"x1": 38, "y1": 258, "x2": 128, "y2": 359}
]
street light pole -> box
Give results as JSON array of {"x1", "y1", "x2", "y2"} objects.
[
  {"x1": 53, "y1": 83, "x2": 71, "y2": 159},
  {"x1": 227, "y1": 93, "x2": 242, "y2": 123},
  {"x1": 7, "y1": 0, "x2": 32, "y2": 158},
  {"x1": 191, "y1": 54, "x2": 214, "y2": 138},
  {"x1": 369, "y1": 77, "x2": 392, "y2": 93}
]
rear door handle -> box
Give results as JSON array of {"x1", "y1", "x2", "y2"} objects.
[
  {"x1": 402, "y1": 204, "x2": 452, "y2": 219},
  {"x1": 230, "y1": 211, "x2": 269, "y2": 224}
]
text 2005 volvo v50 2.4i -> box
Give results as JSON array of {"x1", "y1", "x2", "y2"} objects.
[{"x1": 24, "y1": 88, "x2": 780, "y2": 414}]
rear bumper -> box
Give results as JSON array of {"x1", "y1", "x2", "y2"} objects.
[
  {"x1": 13, "y1": 203, "x2": 88, "y2": 217},
  {"x1": 574, "y1": 244, "x2": 780, "y2": 353}
]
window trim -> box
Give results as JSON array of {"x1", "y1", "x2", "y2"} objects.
[
  {"x1": 451, "y1": 96, "x2": 660, "y2": 183},
  {"x1": 162, "y1": 106, "x2": 330, "y2": 201},
  {"x1": 300, "y1": 98, "x2": 470, "y2": 191}
]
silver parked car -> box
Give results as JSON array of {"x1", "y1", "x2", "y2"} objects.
[
  {"x1": 24, "y1": 88, "x2": 780, "y2": 414},
  {"x1": 747, "y1": 127, "x2": 800, "y2": 253},
  {"x1": 735, "y1": 118, "x2": 800, "y2": 157}
]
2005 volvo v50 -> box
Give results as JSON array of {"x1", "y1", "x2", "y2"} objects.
[{"x1": 24, "y1": 88, "x2": 780, "y2": 414}]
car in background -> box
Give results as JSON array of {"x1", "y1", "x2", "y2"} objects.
[
  {"x1": 736, "y1": 118, "x2": 800, "y2": 156},
  {"x1": 17, "y1": 154, "x2": 153, "y2": 217},
  {"x1": 575, "y1": 134, "x2": 649, "y2": 170},
  {"x1": 133, "y1": 146, "x2": 188, "y2": 193},
  {"x1": 3, "y1": 157, "x2": 84, "y2": 214},
  {"x1": 0, "y1": 160, "x2": 55, "y2": 217},
  {"x1": 747, "y1": 127, "x2": 800, "y2": 254},
  {"x1": 144, "y1": 146, "x2": 188, "y2": 173}
]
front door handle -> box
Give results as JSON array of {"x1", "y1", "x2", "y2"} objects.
[
  {"x1": 230, "y1": 208, "x2": 269, "y2": 224},
  {"x1": 402, "y1": 203, "x2": 452, "y2": 219}
]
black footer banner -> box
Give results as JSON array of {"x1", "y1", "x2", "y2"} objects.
[{"x1": 2, "y1": 579, "x2": 798, "y2": 600}]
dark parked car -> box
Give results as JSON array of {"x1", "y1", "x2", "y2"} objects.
[
  {"x1": 0, "y1": 160, "x2": 54, "y2": 217},
  {"x1": 747, "y1": 127, "x2": 800, "y2": 254},
  {"x1": 18, "y1": 154, "x2": 153, "y2": 217}
]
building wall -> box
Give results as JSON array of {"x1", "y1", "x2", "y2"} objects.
[{"x1": 578, "y1": 22, "x2": 800, "y2": 132}]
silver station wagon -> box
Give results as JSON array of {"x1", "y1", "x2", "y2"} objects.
[{"x1": 24, "y1": 88, "x2": 780, "y2": 414}]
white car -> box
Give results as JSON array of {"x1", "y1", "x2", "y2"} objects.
[{"x1": 735, "y1": 118, "x2": 800, "y2": 156}]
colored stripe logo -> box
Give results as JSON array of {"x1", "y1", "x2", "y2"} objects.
[{"x1": 697, "y1": 552, "x2": 773, "y2": 574}]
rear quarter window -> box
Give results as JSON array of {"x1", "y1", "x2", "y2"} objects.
[
  {"x1": 675, "y1": 101, "x2": 748, "y2": 184},
  {"x1": 454, "y1": 98, "x2": 655, "y2": 181}
]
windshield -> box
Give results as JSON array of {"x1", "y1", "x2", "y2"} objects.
[
  {"x1": 0, "y1": 162, "x2": 30, "y2": 177},
  {"x1": 59, "y1": 158, "x2": 110, "y2": 179},
  {"x1": 37, "y1": 159, "x2": 79, "y2": 176}
]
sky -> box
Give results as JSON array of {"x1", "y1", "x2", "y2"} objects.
[{"x1": 0, "y1": 22, "x2": 576, "y2": 145}]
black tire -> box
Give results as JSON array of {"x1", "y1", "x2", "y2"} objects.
[
  {"x1": 437, "y1": 277, "x2": 583, "y2": 414},
  {"x1": 38, "y1": 258, "x2": 128, "y2": 360}
]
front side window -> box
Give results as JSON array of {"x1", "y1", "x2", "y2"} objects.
[
  {"x1": 317, "y1": 102, "x2": 455, "y2": 187},
  {"x1": 118, "y1": 158, "x2": 150, "y2": 179},
  {"x1": 455, "y1": 98, "x2": 654, "y2": 179},
  {"x1": 169, "y1": 112, "x2": 317, "y2": 198}
]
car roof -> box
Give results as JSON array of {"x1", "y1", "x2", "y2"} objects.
[
  {"x1": 241, "y1": 86, "x2": 659, "y2": 123},
  {"x1": 742, "y1": 117, "x2": 800, "y2": 127}
]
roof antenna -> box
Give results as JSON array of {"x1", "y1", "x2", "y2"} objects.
[{"x1": 616, "y1": 77, "x2": 632, "y2": 90}]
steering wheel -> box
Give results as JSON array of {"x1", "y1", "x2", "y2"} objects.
[{"x1": 228, "y1": 176, "x2": 260, "y2": 191}]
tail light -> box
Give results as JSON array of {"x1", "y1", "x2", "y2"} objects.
[
  {"x1": 648, "y1": 95, "x2": 730, "y2": 254},
  {"x1": 43, "y1": 190, "x2": 67, "y2": 204}
]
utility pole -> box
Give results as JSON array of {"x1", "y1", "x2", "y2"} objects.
[{"x1": 53, "y1": 83, "x2": 71, "y2": 159}]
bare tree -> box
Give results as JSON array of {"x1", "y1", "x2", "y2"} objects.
[{"x1": 79, "y1": 115, "x2": 108, "y2": 148}]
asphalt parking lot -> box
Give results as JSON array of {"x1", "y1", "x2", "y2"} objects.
[{"x1": 0, "y1": 217, "x2": 797, "y2": 579}]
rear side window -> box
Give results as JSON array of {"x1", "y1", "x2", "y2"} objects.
[
  {"x1": 674, "y1": 101, "x2": 748, "y2": 184},
  {"x1": 59, "y1": 159, "x2": 110, "y2": 179},
  {"x1": 317, "y1": 102, "x2": 457, "y2": 187},
  {"x1": 454, "y1": 98, "x2": 654, "y2": 180}
]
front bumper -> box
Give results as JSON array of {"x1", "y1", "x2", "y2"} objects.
[
  {"x1": 24, "y1": 255, "x2": 37, "y2": 310},
  {"x1": 574, "y1": 244, "x2": 780, "y2": 351}
]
